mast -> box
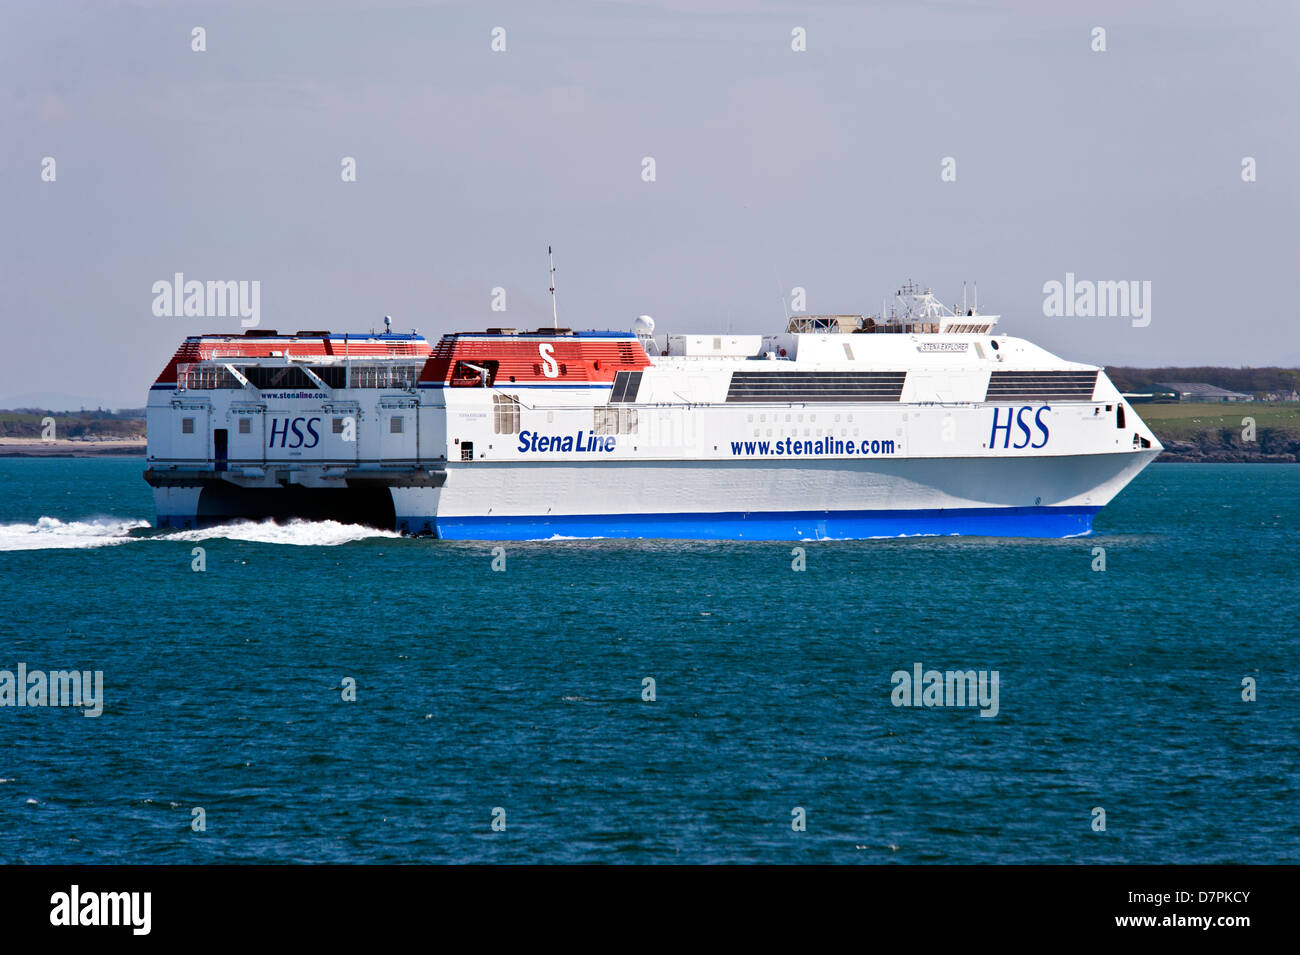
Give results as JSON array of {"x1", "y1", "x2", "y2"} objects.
[{"x1": 548, "y1": 246, "x2": 558, "y2": 329}]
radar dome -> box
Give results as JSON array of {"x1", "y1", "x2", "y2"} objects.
[{"x1": 634, "y1": 315, "x2": 655, "y2": 335}]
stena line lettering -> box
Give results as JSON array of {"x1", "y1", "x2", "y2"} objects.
[
  {"x1": 989, "y1": 405, "x2": 1051, "y2": 449},
  {"x1": 268, "y1": 416, "x2": 322, "y2": 449},
  {"x1": 538, "y1": 343, "x2": 559, "y2": 378},
  {"x1": 517, "y1": 430, "x2": 616, "y2": 453}
]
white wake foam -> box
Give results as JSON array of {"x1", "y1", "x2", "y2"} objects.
[
  {"x1": 164, "y1": 518, "x2": 402, "y2": 546},
  {"x1": 0, "y1": 516, "x2": 403, "y2": 551},
  {"x1": 0, "y1": 516, "x2": 151, "y2": 551}
]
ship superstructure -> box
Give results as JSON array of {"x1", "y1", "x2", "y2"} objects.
[{"x1": 144, "y1": 285, "x2": 1160, "y2": 539}]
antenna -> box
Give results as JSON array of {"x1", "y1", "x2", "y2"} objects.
[
  {"x1": 384, "y1": 315, "x2": 392, "y2": 334},
  {"x1": 548, "y1": 246, "x2": 558, "y2": 329},
  {"x1": 973, "y1": 283, "x2": 978, "y2": 313},
  {"x1": 773, "y1": 271, "x2": 790, "y2": 322},
  {"x1": 963, "y1": 281, "x2": 967, "y2": 314}
]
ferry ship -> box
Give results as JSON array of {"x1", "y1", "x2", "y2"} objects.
[{"x1": 143, "y1": 283, "x2": 1161, "y2": 539}]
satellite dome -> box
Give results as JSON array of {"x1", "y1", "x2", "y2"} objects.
[{"x1": 634, "y1": 315, "x2": 655, "y2": 335}]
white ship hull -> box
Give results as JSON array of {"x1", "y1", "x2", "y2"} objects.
[{"x1": 389, "y1": 450, "x2": 1158, "y2": 539}]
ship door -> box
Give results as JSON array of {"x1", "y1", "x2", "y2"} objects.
[
  {"x1": 230, "y1": 404, "x2": 267, "y2": 468},
  {"x1": 323, "y1": 402, "x2": 361, "y2": 466},
  {"x1": 213, "y1": 429, "x2": 228, "y2": 472},
  {"x1": 380, "y1": 398, "x2": 419, "y2": 465}
]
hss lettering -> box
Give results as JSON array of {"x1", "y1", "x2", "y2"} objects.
[
  {"x1": 989, "y1": 405, "x2": 1051, "y2": 449},
  {"x1": 268, "y1": 416, "x2": 322, "y2": 449}
]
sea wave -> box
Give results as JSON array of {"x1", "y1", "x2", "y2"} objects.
[
  {"x1": 0, "y1": 516, "x2": 151, "y2": 551},
  {"x1": 162, "y1": 519, "x2": 403, "y2": 546},
  {"x1": 0, "y1": 516, "x2": 402, "y2": 551}
]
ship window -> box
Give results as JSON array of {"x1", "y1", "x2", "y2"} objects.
[
  {"x1": 178, "y1": 364, "x2": 242, "y2": 389},
  {"x1": 1116, "y1": 404, "x2": 1126, "y2": 429},
  {"x1": 333, "y1": 417, "x2": 345, "y2": 434},
  {"x1": 725, "y1": 372, "x2": 906, "y2": 403},
  {"x1": 181, "y1": 417, "x2": 194, "y2": 434},
  {"x1": 347, "y1": 364, "x2": 421, "y2": 389},
  {"x1": 609, "y1": 371, "x2": 643, "y2": 403},
  {"x1": 241, "y1": 365, "x2": 320, "y2": 390},
  {"x1": 594, "y1": 407, "x2": 638, "y2": 435},
  {"x1": 309, "y1": 365, "x2": 346, "y2": 388},
  {"x1": 390, "y1": 415, "x2": 404, "y2": 434},
  {"x1": 493, "y1": 394, "x2": 520, "y2": 434},
  {"x1": 985, "y1": 371, "x2": 1098, "y2": 402},
  {"x1": 238, "y1": 418, "x2": 251, "y2": 434}
]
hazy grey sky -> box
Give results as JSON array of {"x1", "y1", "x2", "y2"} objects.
[{"x1": 4, "y1": 0, "x2": 1297, "y2": 408}]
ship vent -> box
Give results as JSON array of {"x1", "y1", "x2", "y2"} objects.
[
  {"x1": 617, "y1": 343, "x2": 637, "y2": 364},
  {"x1": 985, "y1": 370, "x2": 1098, "y2": 402},
  {"x1": 725, "y1": 371, "x2": 906, "y2": 403}
]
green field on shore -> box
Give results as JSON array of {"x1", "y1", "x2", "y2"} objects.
[{"x1": 1134, "y1": 402, "x2": 1300, "y2": 439}]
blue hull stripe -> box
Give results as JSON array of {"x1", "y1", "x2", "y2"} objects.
[{"x1": 421, "y1": 505, "x2": 1100, "y2": 541}]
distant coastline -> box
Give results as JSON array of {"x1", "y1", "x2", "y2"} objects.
[
  {"x1": 1156, "y1": 438, "x2": 1299, "y2": 463},
  {"x1": 0, "y1": 438, "x2": 146, "y2": 458}
]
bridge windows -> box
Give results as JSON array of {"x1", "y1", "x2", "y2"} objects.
[
  {"x1": 726, "y1": 371, "x2": 905, "y2": 403},
  {"x1": 985, "y1": 370, "x2": 1098, "y2": 402}
]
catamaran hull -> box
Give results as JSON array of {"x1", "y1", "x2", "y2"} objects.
[{"x1": 390, "y1": 450, "x2": 1158, "y2": 540}]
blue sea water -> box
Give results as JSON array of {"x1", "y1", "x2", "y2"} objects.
[{"x1": 0, "y1": 458, "x2": 1296, "y2": 864}]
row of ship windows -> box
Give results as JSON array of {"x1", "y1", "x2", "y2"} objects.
[
  {"x1": 747, "y1": 413, "x2": 851, "y2": 423},
  {"x1": 179, "y1": 416, "x2": 408, "y2": 434},
  {"x1": 178, "y1": 364, "x2": 422, "y2": 390}
]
